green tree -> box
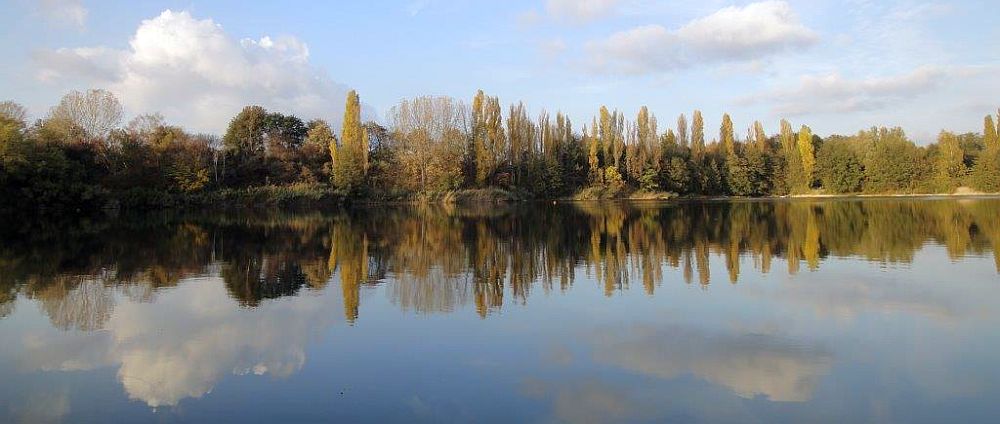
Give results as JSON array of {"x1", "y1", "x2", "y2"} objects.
[
  {"x1": 971, "y1": 147, "x2": 1000, "y2": 192},
  {"x1": 307, "y1": 120, "x2": 336, "y2": 148},
  {"x1": 223, "y1": 105, "x2": 268, "y2": 155},
  {"x1": 816, "y1": 138, "x2": 863, "y2": 193},
  {"x1": 743, "y1": 146, "x2": 770, "y2": 196},
  {"x1": 221, "y1": 105, "x2": 270, "y2": 185},
  {"x1": 861, "y1": 127, "x2": 922, "y2": 193},
  {"x1": 663, "y1": 156, "x2": 690, "y2": 194},
  {"x1": 301, "y1": 119, "x2": 335, "y2": 182},
  {"x1": 720, "y1": 113, "x2": 748, "y2": 195},
  {"x1": 1, "y1": 115, "x2": 94, "y2": 208},
  {"x1": 604, "y1": 166, "x2": 625, "y2": 196},
  {"x1": 972, "y1": 113, "x2": 1000, "y2": 192},
  {"x1": 932, "y1": 131, "x2": 966, "y2": 192},
  {"x1": 264, "y1": 113, "x2": 307, "y2": 149}
]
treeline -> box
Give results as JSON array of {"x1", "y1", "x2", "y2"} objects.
[{"x1": 2, "y1": 89, "x2": 999, "y2": 210}]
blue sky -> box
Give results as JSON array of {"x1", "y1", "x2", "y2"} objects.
[{"x1": 2, "y1": 0, "x2": 998, "y2": 142}]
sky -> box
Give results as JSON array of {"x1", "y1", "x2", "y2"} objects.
[{"x1": 2, "y1": 0, "x2": 998, "y2": 143}]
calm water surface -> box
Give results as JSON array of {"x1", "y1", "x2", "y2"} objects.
[{"x1": 1, "y1": 199, "x2": 999, "y2": 423}]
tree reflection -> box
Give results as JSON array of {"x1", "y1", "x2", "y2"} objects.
[{"x1": 1, "y1": 199, "x2": 999, "y2": 327}]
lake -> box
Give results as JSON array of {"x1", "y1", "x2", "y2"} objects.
[{"x1": 1, "y1": 198, "x2": 999, "y2": 423}]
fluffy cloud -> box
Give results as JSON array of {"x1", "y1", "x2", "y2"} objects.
[
  {"x1": 546, "y1": 0, "x2": 620, "y2": 23},
  {"x1": 677, "y1": 1, "x2": 818, "y2": 60},
  {"x1": 35, "y1": 0, "x2": 87, "y2": 29},
  {"x1": 743, "y1": 66, "x2": 962, "y2": 115},
  {"x1": 587, "y1": 1, "x2": 816, "y2": 74},
  {"x1": 34, "y1": 10, "x2": 357, "y2": 134}
]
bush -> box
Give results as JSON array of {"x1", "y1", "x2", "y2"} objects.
[
  {"x1": 970, "y1": 148, "x2": 1000, "y2": 192},
  {"x1": 817, "y1": 140, "x2": 864, "y2": 193},
  {"x1": 604, "y1": 167, "x2": 625, "y2": 197}
]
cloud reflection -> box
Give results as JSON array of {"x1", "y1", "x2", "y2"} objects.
[
  {"x1": 592, "y1": 324, "x2": 832, "y2": 402},
  {"x1": 18, "y1": 276, "x2": 341, "y2": 408}
]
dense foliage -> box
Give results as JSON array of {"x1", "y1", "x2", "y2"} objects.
[{"x1": 1, "y1": 90, "x2": 998, "y2": 212}]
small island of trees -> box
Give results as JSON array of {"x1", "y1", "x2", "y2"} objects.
[{"x1": 1, "y1": 88, "x2": 998, "y2": 212}]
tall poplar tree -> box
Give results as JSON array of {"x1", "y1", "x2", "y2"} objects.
[
  {"x1": 752, "y1": 121, "x2": 767, "y2": 151},
  {"x1": 334, "y1": 90, "x2": 366, "y2": 191},
  {"x1": 972, "y1": 113, "x2": 1000, "y2": 191},
  {"x1": 691, "y1": 110, "x2": 704, "y2": 159},
  {"x1": 720, "y1": 113, "x2": 735, "y2": 157},
  {"x1": 797, "y1": 124, "x2": 815, "y2": 189},
  {"x1": 663, "y1": 129, "x2": 677, "y2": 147},
  {"x1": 721, "y1": 113, "x2": 749, "y2": 195},
  {"x1": 472, "y1": 90, "x2": 505, "y2": 186},
  {"x1": 586, "y1": 125, "x2": 601, "y2": 184},
  {"x1": 506, "y1": 102, "x2": 532, "y2": 184},
  {"x1": 745, "y1": 121, "x2": 772, "y2": 195},
  {"x1": 985, "y1": 114, "x2": 998, "y2": 150},
  {"x1": 778, "y1": 119, "x2": 802, "y2": 193},
  {"x1": 485, "y1": 96, "x2": 505, "y2": 173},
  {"x1": 779, "y1": 119, "x2": 795, "y2": 152},
  {"x1": 599, "y1": 106, "x2": 613, "y2": 168},
  {"x1": 469, "y1": 90, "x2": 485, "y2": 184},
  {"x1": 637, "y1": 106, "x2": 651, "y2": 149},
  {"x1": 677, "y1": 114, "x2": 688, "y2": 148}
]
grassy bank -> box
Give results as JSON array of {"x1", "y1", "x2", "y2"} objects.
[
  {"x1": 783, "y1": 186, "x2": 1000, "y2": 198},
  {"x1": 13, "y1": 183, "x2": 999, "y2": 219},
  {"x1": 359, "y1": 188, "x2": 525, "y2": 204},
  {"x1": 107, "y1": 184, "x2": 346, "y2": 211},
  {"x1": 571, "y1": 186, "x2": 676, "y2": 201}
]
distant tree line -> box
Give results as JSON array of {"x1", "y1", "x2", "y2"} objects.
[{"x1": 1, "y1": 89, "x2": 998, "y2": 210}]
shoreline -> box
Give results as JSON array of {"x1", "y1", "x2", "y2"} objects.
[
  {"x1": 555, "y1": 190, "x2": 1000, "y2": 203},
  {"x1": 7, "y1": 187, "x2": 1000, "y2": 217}
]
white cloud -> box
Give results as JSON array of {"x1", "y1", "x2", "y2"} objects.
[
  {"x1": 586, "y1": 1, "x2": 816, "y2": 74},
  {"x1": 546, "y1": 0, "x2": 620, "y2": 23},
  {"x1": 587, "y1": 25, "x2": 682, "y2": 74},
  {"x1": 36, "y1": 0, "x2": 88, "y2": 29},
  {"x1": 34, "y1": 10, "x2": 357, "y2": 134},
  {"x1": 676, "y1": 1, "x2": 817, "y2": 61},
  {"x1": 33, "y1": 47, "x2": 124, "y2": 82},
  {"x1": 741, "y1": 66, "x2": 968, "y2": 115}
]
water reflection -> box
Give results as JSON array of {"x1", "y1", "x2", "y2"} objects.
[
  {"x1": 14, "y1": 278, "x2": 342, "y2": 408},
  {"x1": 2, "y1": 199, "x2": 997, "y2": 326},
  {"x1": 592, "y1": 325, "x2": 832, "y2": 402},
  {"x1": 0, "y1": 199, "x2": 999, "y2": 420}
]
